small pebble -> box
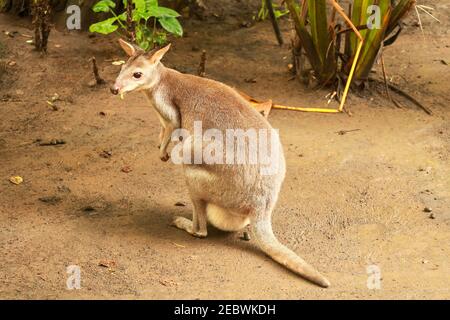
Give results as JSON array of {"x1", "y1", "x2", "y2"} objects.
[
  {"x1": 429, "y1": 213, "x2": 435, "y2": 219},
  {"x1": 423, "y1": 207, "x2": 432, "y2": 213}
]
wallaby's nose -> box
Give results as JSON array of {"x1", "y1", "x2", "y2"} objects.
[{"x1": 110, "y1": 86, "x2": 119, "y2": 95}]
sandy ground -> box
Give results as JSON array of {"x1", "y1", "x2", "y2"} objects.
[{"x1": 0, "y1": 0, "x2": 449, "y2": 299}]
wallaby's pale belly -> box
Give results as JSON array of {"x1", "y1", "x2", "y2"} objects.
[{"x1": 206, "y1": 203, "x2": 250, "y2": 231}]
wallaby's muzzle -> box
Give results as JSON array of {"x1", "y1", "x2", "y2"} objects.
[{"x1": 110, "y1": 86, "x2": 119, "y2": 95}]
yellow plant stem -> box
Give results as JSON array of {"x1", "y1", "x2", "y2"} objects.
[
  {"x1": 249, "y1": 101, "x2": 340, "y2": 113},
  {"x1": 244, "y1": 0, "x2": 365, "y2": 115},
  {"x1": 339, "y1": 40, "x2": 363, "y2": 112},
  {"x1": 273, "y1": 105, "x2": 340, "y2": 113}
]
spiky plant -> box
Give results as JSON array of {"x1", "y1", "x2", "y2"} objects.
[{"x1": 286, "y1": 0, "x2": 415, "y2": 88}]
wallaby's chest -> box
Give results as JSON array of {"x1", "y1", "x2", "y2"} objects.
[{"x1": 144, "y1": 90, "x2": 180, "y2": 128}]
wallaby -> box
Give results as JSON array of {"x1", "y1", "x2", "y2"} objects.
[{"x1": 110, "y1": 39, "x2": 330, "y2": 288}]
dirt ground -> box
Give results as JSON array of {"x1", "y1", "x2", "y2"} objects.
[{"x1": 0, "y1": 0, "x2": 449, "y2": 299}]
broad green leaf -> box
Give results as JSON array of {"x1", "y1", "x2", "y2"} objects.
[
  {"x1": 159, "y1": 17, "x2": 183, "y2": 36},
  {"x1": 92, "y1": 0, "x2": 115, "y2": 13},
  {"x1": 133, "y1": 10, "x2": 152, "y2": 21},
  {"x1": 151, "y1": 6, "x2": 181, "y2": 18},
  {"x1": 145, "y1": 0, "x2": 158, "y2": 9},
  {"x1": 89, "y1": 17, "x2": 118, "y2": 34},
  {"x1": 134, "y1": 0, "x2": 147, "y2": 12}
]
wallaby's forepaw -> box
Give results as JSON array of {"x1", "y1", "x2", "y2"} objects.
[
  {"x1": 160, "y1": 152, "x2": 170, "y2": 162},
  {"x1": 171, "y1": 216, "x2": 207, "y2": 238}
]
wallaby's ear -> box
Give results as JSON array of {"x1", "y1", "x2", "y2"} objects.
[
  {"x1": 118, "y1": 38, "x2": 136, "y2": 56},
  {"x1": 149, "y1": 44, "x2": 171, "y2": 64}
]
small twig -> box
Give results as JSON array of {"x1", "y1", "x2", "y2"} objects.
[
  {"x1": 369, "y1": 78, "x2": 432, "y2": 115},
  {"x1": 414, "y1": 4, "x2": 425, "y2": 39},
  {"x1": 265, "y1": 0, "x2": 284, "y2": 46},
  {"x1": 380, "y1": 49, "x2": 402, "y2": 109},
  {"x1": 90, "y1": 57, "x2": 105, "y2": 85},
  {"x1": 416, "y1": 5, "x2": 440, "y2": 23},
  {"x1": 387, "y1": 83, "x2": 432, "y2": 115},
  {"x1": 126, "y1": 0, "x2": 136, "y2": 42},
  {"x1": 335, "y1": 129, "x2": 360, "y2": 135},
  {"x1": 197, "y1": 50, "x2": 207, "y2": 77}
]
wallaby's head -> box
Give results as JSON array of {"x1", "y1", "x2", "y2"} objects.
[{"x1": 110, "y1": 39, "x2": 171, "y2": 96}]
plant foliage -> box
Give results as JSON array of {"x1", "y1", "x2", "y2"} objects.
[
  {"x1": 89, "y1": 0, "x2": 183, "y2": 50},
  {"x1": 286, "y1": 0, "x2": 415, "y2": 86}
]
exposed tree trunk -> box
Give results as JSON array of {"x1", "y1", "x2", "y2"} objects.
[{"x1": 31, "y1": 0, "x2": 53, "y2": 53}]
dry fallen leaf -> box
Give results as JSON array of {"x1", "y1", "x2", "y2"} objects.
[
  {"x1": 112, "y1": 60, "x2": 125, "y2": 66},
  {"x1": 98, "y1": 260, "x2": 116, "y2": 268},
  {"x1": 9, "y1": 176, "x2": 23, "y2": 185}
]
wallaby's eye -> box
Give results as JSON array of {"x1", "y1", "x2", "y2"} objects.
[{"x1": 133, "y1": 72, "x2": 142, "y2": 79}]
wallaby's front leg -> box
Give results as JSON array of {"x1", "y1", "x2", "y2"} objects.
[
  {"x1": 172, "y1": 199, "x2": 208, "y2": 238},
  {"x1": 152, "y1": 103, "x2": 180, "y2": 162},
  {"x1": 157, "y1": 125, "x2": 164, "y2": 148},
  {"x1": 159, "y1": 124, "x2": 172, "y2": 162}
]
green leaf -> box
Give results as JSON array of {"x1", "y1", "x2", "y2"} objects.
[
  {"x1": 274, "y1": 9, "x2": 289, "y2": 19},
  {"x1": 89, "y1": 17, "x2": 119, "y2": 34},
  {"x1": 145, "y1": 0, "x2": 158, "y2": 9},
  {"x1": 154, "y1": 32, "x2": 167, "y2": 46},
  {"x1": 158, "y1": 17, "x2": 183, "y2": 36},
  {"x1": 134, "y1": 0, "x2": 147, "y2": 12},
  {"x1": 138, "y1": 40, "x2": 151, "y2": 50},
  {"x1": 133, "y1": 10, "x2": 152, "y2": 21},
  {"x1": 92, "y1": 0, "x2": 115, "y2": 13},
  {"x1": 151, "y1": 6, "x2": 181, "y2": 18},
  {"x1": 307, "y1": 0, "x2": 335, "y2": 80}
]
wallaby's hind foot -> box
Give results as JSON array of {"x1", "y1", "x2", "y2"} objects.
[{"x1": 171, "y1": 216, "x2": 207, "y2": 238}]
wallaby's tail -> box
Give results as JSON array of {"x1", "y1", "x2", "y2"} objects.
[{"x1": 252, "y1": 220, "x2": 331, "y2": 288}]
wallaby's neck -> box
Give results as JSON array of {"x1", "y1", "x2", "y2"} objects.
[{"x1": 144, "y1": 63, "x2": 178, "y2": 95}]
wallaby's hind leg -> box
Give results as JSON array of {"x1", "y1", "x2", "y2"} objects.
[{"x1": 172, "y1": 199, "x2": 208, "y2": 238}]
